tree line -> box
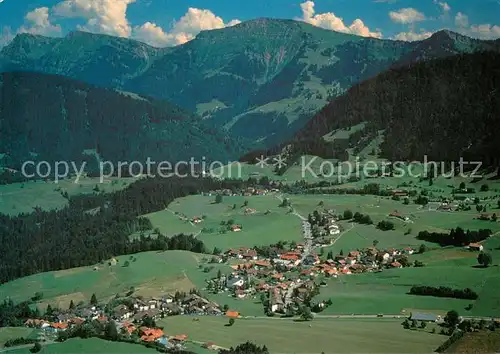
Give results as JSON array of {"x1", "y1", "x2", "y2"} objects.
[
  {"x1": 416, "y1": 227, "x2": 492, "y2": 247},
  {"x1": 409, "y1": 286, "x2": 478, "y2": 300}
]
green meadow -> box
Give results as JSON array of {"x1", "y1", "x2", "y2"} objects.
[
  {"x1": 3, "y1": 338, "x2": 156, "y2": 354},
  {"x1": 145, "y1": 194, "x2": 304, "y2": 250},
  {"x1": 313, "y1": 244, "x2": 500, "y2": 317},
  {"x1": 0, "y1": 251, "x2": 231, "y2": 310},
  {"x1": 0, "y1": 177, "x2": 134, "y2": 216},
  {"x1": 159, "y1": 316, "x2": 445, "y2": 354},
  {"x1": 0, "y1": 328, "x2": 35, "y2": 348}
]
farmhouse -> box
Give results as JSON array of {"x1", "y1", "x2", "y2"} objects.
[
  {"x1": 192, "y1": 216, "x2": 203, "y2": 224},
  {"x1": 270, "y1": 289, "x2": 285, "y2": 313},
  {"x1": 410, "y1": 313, "x2": 438, "y2": 322},
  {"x1": 348, "y1": 251, "x2": 361, "y2": 259},
  {"x1": 133, "y1": 308, "x2": 161, "y2": 322},
  {"x1": 271, "y1": 273, "x2": 285, "y2": 281},
  {"x1": 227, "y1": 277, "x2": 245, "y2": 288},
  {"x1": 467, "y1": 243, "x2": 484, "y2": 251},
  {"x1": 254, "y1": 260, "x2": 272, "y2": 268},
  {"x1": 389, "y1": 211, "x2": 408, "y2": 221},
  {"x1": 404, "y1": 247, "x2": 415, "y2": 255},
  {"x1": 280, "y1": 252, "x2": 301, "y2": 262},
  {"x1": 140, "y1": 327, "x2": 164, "y2": 342},
  {"x1": 25, "y1": 319, "x2": 50, "y2": 328},
  {"x1": 392, "y1": 190, "x2": 409, "y2": 197},
  {"x1": 241, "y1": 249, "x2": 258, "y2": 260},
  {"x1": 328, "y1": 224, "x2": 340, "y2": 235},
  {"x1": 231, "y1": 225, "x2": 242, "y2": 232},
  {"x1": 113, "y1": 304, "x2": 133, "y2": 320},
  {"x1": 203, "y1": 342, "x2": 218, "y2": 350},
  {"x1": 225, "y1": 311, "x2": 240, "y2": 318},
  {"x1": 390, "y1": 261, "x2": 403, "y2": 268},
  {"x1": 170, "y1": 334, "x2": 188, "y2": 343}
]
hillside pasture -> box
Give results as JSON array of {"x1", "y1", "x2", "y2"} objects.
[
  {"x1": 158, "y1": 195, "x2": 304, "y2": 250},
  {"x1": 0, "y1": 177, "x2": 134, "y2": 216},
  {"x1": 0, "y1": 327, "x2": 34, "y2": 348},
  {"x1": 0, "y1": 251, "x2": 230, "y2": 309}
]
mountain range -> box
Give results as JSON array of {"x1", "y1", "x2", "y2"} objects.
[
  {"x1": 2, "y1": 19, "x2": 499, "y2": 147},
  {"x1": 244, "y1": 51, "x2": 500, "y2": 170}
]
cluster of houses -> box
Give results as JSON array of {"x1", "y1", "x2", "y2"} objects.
[
  {"x1": 111, "y1": 294, "x2": 224, "y2": 321},
  {"x1": 307, "y1": 209, "x2": 341, "y2": 238},
  {"x1": 23, "y1": 293, "x2": 227, "y2": 350},
  {"x1": 204, "y1": 186, "x2": 280, "y2": 198},
  {"x1": 205, "y1": 243, "x2": 417, "y2": 314}
]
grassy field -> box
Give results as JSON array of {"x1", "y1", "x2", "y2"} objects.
[
  {"x1": 288, "y1": 193, "x2": 500, "y2": 249},
  {"x1": 136, "y1": 209, "x2": 198, "y2": 237},
  {"x1": 314, "y1": 245, "x2": 500, "y2": 317},
  {"x1": 159, "y1": 316, "x2": 446, "y2": 353},
  {"x1": 444, "y1": 330, "x2": 500, "y2": 353},
  {"x1": 145, "y1": 194, "x2": 304, "y2": 250},
  {"x1": 0, "y1": 328, "x2": 34, "y2": 348},
  {"x1": 285, "y1": 192, "x2": 500, "y2": 317},
  {"x1": 4, "y1": 338, "x2": 156, "y2": 354},
  {"x1": 0, "y1": 251, "x2": 230, "y2": 310},
  {"x1": 0, "y1": 177, "x2": 134, "y2": 216}
]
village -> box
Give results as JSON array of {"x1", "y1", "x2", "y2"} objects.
[
  {"x1": 18, "y1": 204, "x2": 424, "y2": 352},
  {"x1": 203, "y1": 206, "x2": 420, "y2": 316},
  {"x1": 15, "y1": 185, "x2": 497, "y2": 353}
]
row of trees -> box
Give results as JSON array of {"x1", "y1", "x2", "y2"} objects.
[
  {"x1": 416, "y1": 227, "x2": 492, "y2": 247},
  {"x1": 409, "y1": 286, "x2": 478, "y2": 300}
]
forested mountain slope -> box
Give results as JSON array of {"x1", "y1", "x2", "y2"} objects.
[
  {"x1": 283, "y1": 51, "x2": 500, "y2": 165},
  {"x1": 0, "y1": 72, "x2": 245, "y2": 171}
]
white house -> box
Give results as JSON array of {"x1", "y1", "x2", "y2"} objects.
[
  {"x1": 379, "y1": 252, "x2": 391, "y2": 264},
  {"x1": 231, "y1": 225, "x2": 242, "y2": 232},
  {"x1": 227, "y1": 277, "x2": 244, "y2": 288},
  {"x1": 467, "y1": 243, "x2": 484, "y2": 251},
  {"x1": 329, "y1": 224, "x2": 340, "y2": 235}
]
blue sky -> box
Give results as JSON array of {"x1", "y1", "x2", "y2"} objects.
[{"x1": 0, "y1": 0, "x2": 499, "y2": 48}]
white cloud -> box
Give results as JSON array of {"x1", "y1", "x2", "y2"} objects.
[
  {"x1": 389, "y1": 8, "x2": 426, "y2": 24},
  {"x1": 469, "y1": 24, "x2": 500, "y2": 39},
  {"x1": 53, "y1": 0, "x2": 136, "y2": 37},
  {"x1": 18, "y1": 7, "x2": 62, "y2": 36},
  {"x1": 133, "y1": 8, "x2": 241, "y2": 47},
  {"x1": 298, "y1": 1, "x2": 382, "y2": 38},
  {"x1": 455, "y1": 12, "x2": 469, "y2": 27},
  {"x1": 455, "y1": 12, "x2": 500, "y2": 39},
  {"x1": 393, "y1": 30, "x2": 434, "y2": 41},
  {"x1": 132, "y1": 22, "x2": 173, "y2": 47},
  {"x1": 435, "y1": 1, "x2": 451, "y2": 13}
]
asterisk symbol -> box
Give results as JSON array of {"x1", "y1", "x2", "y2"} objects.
[
  {"x1": 256, "y1": 155, "x2": 269, "y2": 168},
  {"x1": 273, "y1": 155, "x2": 287, "y2": 169}
]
